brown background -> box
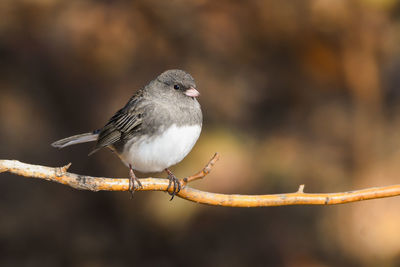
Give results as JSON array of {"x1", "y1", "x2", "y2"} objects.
[{"x1": 1, "y1": 0, "x2": 400, "y2": 266}]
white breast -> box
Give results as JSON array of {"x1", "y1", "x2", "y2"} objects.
[{"x1": 119, "y1": 124, "x2": 201, "y2": 173}]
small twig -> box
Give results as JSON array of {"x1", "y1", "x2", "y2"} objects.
[
  {"x1": 182, "y1": 152, "x2": 219, "y2": 186},
  {"x1": 1, "y1": 154, "x2": 400, "y2": 207},
  {"x1": 296, "y1": 184, "x2": 305, "y2": 193},
  {"x1": 55, "y1": 163, "x2": 72, "y2": 177}
]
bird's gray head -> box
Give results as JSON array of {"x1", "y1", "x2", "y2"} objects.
[{"x1": 151, "y1": 69, "x2": 200, "y2": 100}]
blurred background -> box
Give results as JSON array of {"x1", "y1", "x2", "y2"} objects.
[{"x1": 1, "y1": 0, "x2": 400, "y2": 266}]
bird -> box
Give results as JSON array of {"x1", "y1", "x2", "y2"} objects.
[{"x1": 51, "y1": 69, "x2": 202, "y2": 199}]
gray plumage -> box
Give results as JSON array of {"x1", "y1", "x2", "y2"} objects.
[{"x1": 52, "y1": 69, "x2": 202, "y2": 156}]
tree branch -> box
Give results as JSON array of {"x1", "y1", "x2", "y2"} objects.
[{"x1": 1, "y1": 154, "x2": 400, "y2": 207}]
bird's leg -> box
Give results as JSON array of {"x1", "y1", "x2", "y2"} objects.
[
  {"x1": 128, "y1": 164, "x2": 142, "y2": 198},
  {"x1": 165, "y1": 168, "x2": 181, "y2": 201}
]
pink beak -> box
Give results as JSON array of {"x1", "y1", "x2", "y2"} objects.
[{"x1": 185, "y1": 87, "x2": 200, "y2": 97}]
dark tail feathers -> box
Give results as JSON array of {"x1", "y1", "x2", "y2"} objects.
[{"x1": 51, "y1": 132, "x2": 98, "y2": 149}]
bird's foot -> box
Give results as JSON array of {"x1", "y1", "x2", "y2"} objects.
[
  {"x1": 129, "y1": 164, "x2": 142, "y2": 198},
  {"x1": 165, "y1": 168, "x2": 181, "y2": 201}
]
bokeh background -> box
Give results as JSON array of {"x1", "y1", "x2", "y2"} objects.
[{"x1": 1, "y1": 0, "x2": 400, "y2": 266}]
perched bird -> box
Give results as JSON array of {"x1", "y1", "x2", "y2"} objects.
[{"x1": 52, "y1": 69, "x2": 202, "y2": 199}]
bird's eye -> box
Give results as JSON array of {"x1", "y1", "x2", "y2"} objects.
[{"x1": 173, "y1": 84, "x2": 180, "y2": 90}]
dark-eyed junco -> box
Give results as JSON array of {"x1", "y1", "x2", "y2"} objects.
[{"x1": 52, "y1": 69, "x2": 202, "y2": 199}]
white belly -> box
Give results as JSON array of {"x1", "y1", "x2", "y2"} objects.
[{"x1": 119, "y1": 124, "x2": 201, "y2": 172}]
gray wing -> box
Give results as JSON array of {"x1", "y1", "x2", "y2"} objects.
[{"x1": 89, "y1": 91, "x2": 145, "y2": 155}]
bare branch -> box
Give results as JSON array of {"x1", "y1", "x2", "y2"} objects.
[{"x1": 1, "y1": 155, "x2": 400, "y2": 207}]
